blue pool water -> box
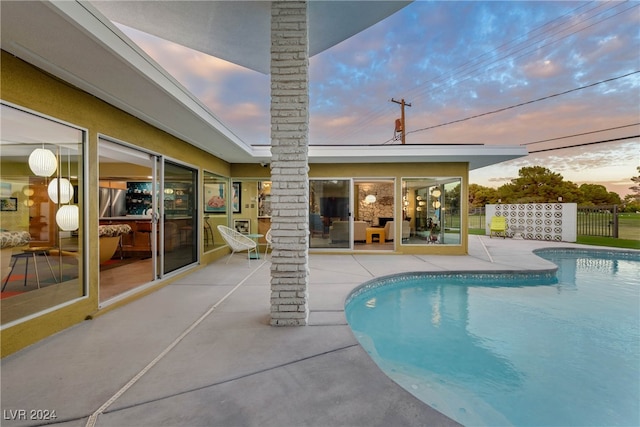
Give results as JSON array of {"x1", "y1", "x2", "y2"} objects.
[{"x1": 345, "y1": 249, "x2": 640, "y2": 426}]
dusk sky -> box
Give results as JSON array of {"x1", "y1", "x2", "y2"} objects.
[{"x1": 115, "y1": 1, "x2": 639, "y2": 196}]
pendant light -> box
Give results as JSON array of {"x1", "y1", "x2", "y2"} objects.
[
  {"x1": 55, "y1": 148, "x2": 79, "y2": 231},
  {"x1": 28, "y1": 146, "x2": 57, "y2": 177},
  {"x1": 56, "y1": 205, "x2": 79, "y2": 231},
  {"x1": 48, "y1": 178, "x2": 74, "y2": 204}
]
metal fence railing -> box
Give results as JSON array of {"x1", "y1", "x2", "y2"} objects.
[
  {"x1": 577, "y1": 205, "x2": 618, "y2": 238},
  {"x1": 468, "y1": 207, "x2": 486, "y2": 229}
]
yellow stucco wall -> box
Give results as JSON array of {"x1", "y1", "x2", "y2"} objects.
[{"x1": 1, "y1": 52, "x2": 232, "y2": 356}]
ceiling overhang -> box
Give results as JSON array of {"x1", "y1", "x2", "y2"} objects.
[{"x1": 90, "y1": 1, "x2": 412, "y2": 75}]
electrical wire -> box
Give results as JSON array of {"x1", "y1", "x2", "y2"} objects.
[
  {"x1": 522, "y1": 123, "x2": 640, "y2": 146},
  {"x1": 329, "y1": 1, "x2": 638, "y2": 144},
  {"x1": 528, "y1": 135, "x2": 639, "y2": 153},
  {"x1": 408, "y1": 71, "x2": 639, "y2": 136}
]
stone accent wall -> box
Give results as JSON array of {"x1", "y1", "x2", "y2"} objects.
[
  {"x1": 269, "y1": 1, "x2": 309, "y2": 326},
  {"x1": 357, "y1": 183, "x2": 394, "y2": 224}
]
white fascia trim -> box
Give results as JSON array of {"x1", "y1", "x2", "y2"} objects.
[{"x1": 250, "y1": 144, "x2": 528, "y2": 168}]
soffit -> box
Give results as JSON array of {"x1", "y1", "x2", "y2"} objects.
[{"x1": 90, "y1": 1, "x2": 411, "y2": 75}]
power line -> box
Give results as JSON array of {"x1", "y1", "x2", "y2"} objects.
[
  {"x1": 522, "y1": 123, "x2": 640, "y2": 146},
  {"x1": 528, "y1": 135, "x2": 639, "y2": 153},
  {"x1": 404, "y1": 71, "x2": 639, "y2": 138},
  {"x1": 342, "y1": 1, "x2": 637, "y2": 144}
]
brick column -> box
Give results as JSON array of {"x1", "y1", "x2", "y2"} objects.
[{"x1": 269, "y1": 1, "x2": 309, "y2": 326}]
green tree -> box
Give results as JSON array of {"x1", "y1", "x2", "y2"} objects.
[
  {"x1": 468, "y1": 184, "x2": 498, "y2": 208},
  {"x1": 623, "y1": 166, "x2": 640, "y2": 212},
  {"x1": 500, "y1": 166, "x2": 578, "y2": 203},
  {"x1": 577, "y1": 183, "x2": 621, "y2": 206}
]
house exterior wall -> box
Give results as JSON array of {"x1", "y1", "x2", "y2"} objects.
[
  {"x1": 0, "y1": 51, "x2": 231, "y2": 356},
  {"x1": 1, "y1": 48, "x2": 470, "y2": 355}
]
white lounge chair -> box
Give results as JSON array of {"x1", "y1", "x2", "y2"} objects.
[
  {"x1": 264, "y1": 228, "x2": 273, "y2": 258},
  {"x1": 217, "y1": 225, "x2": 258, "y2": 264}
]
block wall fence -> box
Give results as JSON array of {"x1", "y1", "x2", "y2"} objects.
[{"x1": 486, "y1": 203, "x2": 577, "y2": 242}]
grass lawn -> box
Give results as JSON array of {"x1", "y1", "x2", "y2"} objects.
[
  {"x1": 576, "y1": 236, "x2": 640, "y2": 250},
  {"x1": 468, "y1": 224, "x2": 639, "y2": 249}
]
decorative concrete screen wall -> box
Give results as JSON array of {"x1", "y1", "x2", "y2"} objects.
[{"x1": 486, "y1": 203, "x2": 577, "y2": 242}]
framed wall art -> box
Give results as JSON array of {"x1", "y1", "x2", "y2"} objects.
[
  {"x1": 203, "y1": 181, "x2": 241, "y2": 214},
  {"x1": 0, "y1": 197, "x2": 18, "y2": 211}
]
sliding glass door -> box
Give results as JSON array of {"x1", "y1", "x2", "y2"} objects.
[
  {"x1": 309, "y1": 179, "x2": 352, "y2": 249},
  {"x1": 99, "y1": 139, "x2": 198, "y2": 303},
  {"x1": 163, "y1": 160, "x2": 197, "y2": 274}
]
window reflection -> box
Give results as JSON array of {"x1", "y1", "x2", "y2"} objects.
[
  {"x1": 1, "y1": 103, "x2": 84, "y2": 325},
  {"x1": 402, "y1": 178, "x2": 461, "y2": 245},
  {"x1": 203, "y1": 171, "x2": 228, "y2": 252}
]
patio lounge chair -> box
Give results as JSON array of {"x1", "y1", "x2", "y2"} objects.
[
  {"x1": 217, "y1": 225, "x2": 258, "y2": 264},
  {"x1": 264, "y1": 228, "x2": 273, "y2": 258},
  {"x1": 489, "y1": 216, "x2": 507, "y2": 238}
]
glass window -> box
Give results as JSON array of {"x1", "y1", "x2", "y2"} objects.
[
  {"x1": 203, "y1": 171, "x2": 229, "y2": 252},
  {"x1": 309, "y1": 179, "x2": 351, "y2": 249},
  {"x1": 1, "y1": 103, "x2": 84, "y2": 325},
  {"x1": 402, "y1": 178, "x2": 462, "y2": 245}
]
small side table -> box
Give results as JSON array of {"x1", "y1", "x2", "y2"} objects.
[
  {"x1": 366, "y1": 227, "x2": 385, "y2": 244},
  {"x1": 511, "y1": 226, "x2": 525, "y2": 239},
  {"x1": 2, "y1": 247, "x2": 57, "y2": 292},
  {"x1": 246, "y1": 233, "x2": 263, "y2": 259}
]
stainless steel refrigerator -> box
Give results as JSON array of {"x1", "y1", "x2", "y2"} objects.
[{"x1": 99, "y1": 187, "x2": 127, "y2": 217}]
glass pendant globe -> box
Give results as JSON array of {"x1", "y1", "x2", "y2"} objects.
[
  {"x1": 56, "y1": 205, "x2": 79, "y2": 231},
  {"x1": 28, "y1": 148, "x2": 57, "y2": 177},
  {"x1": 48, "y1": 178, "x2": 74, "y2": 204}
]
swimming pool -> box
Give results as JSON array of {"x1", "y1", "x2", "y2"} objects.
[{"x1": 345, "y1": 249, "x2": 639, "y2": 426}]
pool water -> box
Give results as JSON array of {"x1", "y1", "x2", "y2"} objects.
[{"x1": 345, "y1": 249, "x2": 640, "y2": 426}]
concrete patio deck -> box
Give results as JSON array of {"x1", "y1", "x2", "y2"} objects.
[{"x1": 1, "y1": 236, "x2": 597, "y2": 427}]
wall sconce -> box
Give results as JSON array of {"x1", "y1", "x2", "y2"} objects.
[
  {"x1": 365, "y1": 194, "x2": 377, "y2": 204},
  {"x1": 28, "y1": 147, "x2": 57, "y2": 177},
  {"x1": 418, "y1": 201, "x2": 426, "y2": 206}
]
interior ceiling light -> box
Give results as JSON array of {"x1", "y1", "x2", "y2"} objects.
[
  {"x1": 28, "y1": 147, "x2": 57, "y2": 177},
  {"x1": 431, "y1": 188, "x2": 441, "y2": 198}
]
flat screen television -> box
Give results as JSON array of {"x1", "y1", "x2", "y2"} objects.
[{"x1": 377, "y1": 217, "x2": 394, "y2": 227}]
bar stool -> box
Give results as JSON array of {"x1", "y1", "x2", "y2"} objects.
[
  {"x1": 1, "y1": 247, "x2": 57, "y2": 292},
  {"x1": 203, "y1": 218, "x2": 214, "y2": 245}
]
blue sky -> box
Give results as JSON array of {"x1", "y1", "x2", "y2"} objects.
[{"x1": 118, "y1": 1, "x2": 639, "y2": 196}]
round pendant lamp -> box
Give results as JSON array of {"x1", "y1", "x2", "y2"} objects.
[
  {"x1": 28, "y1": 148, "x2": 57, "y2": 177},
  {"x1": 48, "y1": 178, "x2": 74, "y2": 204},
  {"x1": 56, "y1": 205, "x2": 79, "y2": 231},
  {"x1": 365, "y1": 194, "x2": 377, "y2": 203}
]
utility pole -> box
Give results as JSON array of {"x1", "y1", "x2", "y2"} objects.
[{"x1": 391, "y1": 98, "x2": 411, "y2": 144}]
